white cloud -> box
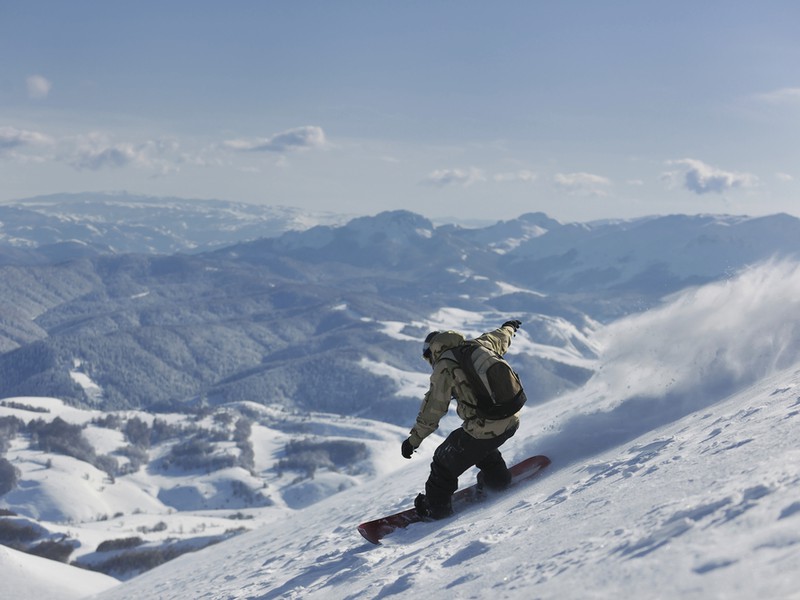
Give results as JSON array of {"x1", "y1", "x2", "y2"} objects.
[
  {"x1": 493, "y1": 169, "x2": 537, "y2": 183},
  {"x1": 0, "y1": 126, "x2": 53, "y2": 153},
  {"x1": 26, "y1": 75, "x2": 52, "y2": 99},
  {"x1": 663, "y1": 158, "x2": 758, "y2": 195},
  {"x1": 72, "y1": 144, "x2": 137, "y2": 170},
  {"x1": 776, "y1": 172, "x2": 794, "y2": 182},
  {"x1": 423, "y1": 167, "x2": 486, "y2": 187},
  {"x1": 70, "y1": 134, "x2": 182, "y2": 174},
  {"x1": 137, "y1": 139, "x2": 183, "y2": 175},
  {"x1": 424, "y1": 167, "x2": 536, "y2": 187},
  {"x1": 1, "y1": 125, "x2": 184, "y2": 175},
  {"x1": 553, "y1": 171, "x2": 612, "y2": 196},
  {"x1": 224, "y1": 126, "x2": 327, "y2": 153},
  {"x1": 754, "y1": 87, "x2": 800, "y2": 106}
]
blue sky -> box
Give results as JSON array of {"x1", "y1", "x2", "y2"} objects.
[{"x1": 2, "y1": 1, "x2": 799, "y2": 223}]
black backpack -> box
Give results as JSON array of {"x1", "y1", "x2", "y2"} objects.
[{"x1": 442, "y1": 342, "x2": 527, "y2": 419}]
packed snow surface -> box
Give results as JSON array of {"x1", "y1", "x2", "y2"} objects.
[{"x1": 85, "y1": 261, "x2": 800, "y2": 600}]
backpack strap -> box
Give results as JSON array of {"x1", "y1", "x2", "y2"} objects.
[{"x1": 440, "y1": 344, "x2": 492, "y2": 408}]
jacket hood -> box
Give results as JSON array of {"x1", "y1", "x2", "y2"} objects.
[{"x1": 427, "y1": 330, "x2": 466, "y2": 362}]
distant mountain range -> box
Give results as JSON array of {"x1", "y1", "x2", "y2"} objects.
[
  {"x1": 0, "y1": 192, "x2": 351, "y2": 258},
  {"x1": 1, "y1": 193, "x2": 800, "y2": 422}
]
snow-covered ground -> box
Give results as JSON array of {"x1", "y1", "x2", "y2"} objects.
[
  {"x1": 93, "y1": 365, "x2": 798, "y2": 600},
  {"x1": 3, "y1": 260, "x2": 800, "y2": 598},
  {"x1": 0, "y1": 544, "x2": 118, "y2": 600}
]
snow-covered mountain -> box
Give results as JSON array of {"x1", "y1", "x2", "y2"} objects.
[
  {"x1": 503, "y1": 213, "x2": 800, "y2": 298},
  {"x1": 3, "y1": 205, "x2": 798, "y2": 414},
  {"x1": 219, "y1": 209, "x2": 800, "y2": 316},
  {"x1": 0, "y1": 193, "x2": 351, "y2": 255},
  {"x1": 0, "y1": 206, "x2": 604, "y2": 413},
  {"x1": 2, "y1": 199, "x2": 800, "y2": 598},
  {"x1": 0, "y1": 262, "x2": 800, "y2": 600},
  {"x1": 4, "y1": 258, "x2": 793, "y2": 600}
]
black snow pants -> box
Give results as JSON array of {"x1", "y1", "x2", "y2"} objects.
[{"x1": 424, "y1": 421, "x2": 519, "y2": 510}]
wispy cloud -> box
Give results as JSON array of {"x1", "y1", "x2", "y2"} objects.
[
  {"x1": 663, "y1": 159, "x2": 758, "y2": 195},
  {"x1": 26, "y1": 75, "x2": 52, "y2": 100},
  {"x1": 0, "y1": 126, "x2": 53, "y2": 154},
  {"x1": 754, "y1": 87, "x2": 800, "y2": 106},
  {"x1": 72, "y1": 145, "x2": 137, "y2": 170},
  {"x1": 1, "y1": 121, "x2": 334, "y2": 178},
  {"x1": 423, "y1": 167, "x2": 486, "y2": 187},
  {"x1": 224, "y1": 126, "x2": 327, "y2": 153},
  {"x1": 424, "y1": 167, "x2": 537, "y2": 187},
  {"x1": 493, "y1": 169, "x2": 537, "y2": 183},
  {"x1": 553, "y1": 172, "x2": 612, "y2": 196},
  {"x1": 69, "y1": 134, "x2": 182, "y2": 175}
]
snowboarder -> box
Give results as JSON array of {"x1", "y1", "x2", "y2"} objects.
[{"x1": 401, "y1": 320, "x2": 525, "y2": 520}]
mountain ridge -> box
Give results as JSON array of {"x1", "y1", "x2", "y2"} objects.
[{"x1": 1, "y1": 199, "x2": 799, "y2": 414}]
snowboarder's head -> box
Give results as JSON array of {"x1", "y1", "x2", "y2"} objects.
[
  {"x1": 422, "y1": 331, "x2": 440, "y2": 365},
  {"x1": 422, "y1": 330, "x2": 466, "y2": 366}
]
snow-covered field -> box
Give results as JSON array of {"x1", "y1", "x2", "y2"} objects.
[{"x1": 3, "y1": 261, "x2": 800, "y2": 598}]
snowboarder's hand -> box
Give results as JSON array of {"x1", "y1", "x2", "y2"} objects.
[
  {"x1": 401, "y1": 438, "x2": 415, "y2": 459},
  {"x1": 503, "y1": 319, "x2": 522, "y2": 332}
]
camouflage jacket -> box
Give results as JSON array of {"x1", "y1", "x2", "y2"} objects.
[{"x1": 408, "y1": 324, "x2": 521, "y2": 448}]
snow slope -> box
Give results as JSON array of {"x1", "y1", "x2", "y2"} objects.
[
  {"x1": 0, "y1": 544, "x2": 117, "y2": 600},
  {"x1": 90, "y1": 260, "x2": 800, "y2": 600}
]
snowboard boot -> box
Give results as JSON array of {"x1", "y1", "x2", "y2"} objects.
[
  {"x1": 477, "y1": 468, "x2": 512, "y2": 492},
  {"x1": 414, "y1": 493, "x2": 453, "y2": 521}
]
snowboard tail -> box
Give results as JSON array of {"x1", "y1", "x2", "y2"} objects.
[{"x1": 357, "y1": 454, "x2": 550, "y2": 545}]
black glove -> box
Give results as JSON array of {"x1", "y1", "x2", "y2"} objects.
[
  {"x1": 401, "y1": 438, "x2": 415, "y2": 459},
  {"x1": 503, "y1": 319, "x2": 522, "y2": 332}
]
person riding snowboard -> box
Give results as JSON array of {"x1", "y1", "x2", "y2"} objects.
[{"x1": 402, "y1": 320, "x2": 526, "y2": 520}]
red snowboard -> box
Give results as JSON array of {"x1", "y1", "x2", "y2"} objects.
[{"x1": 358, "y1": 454, "x2": 551, "y2": 545}]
